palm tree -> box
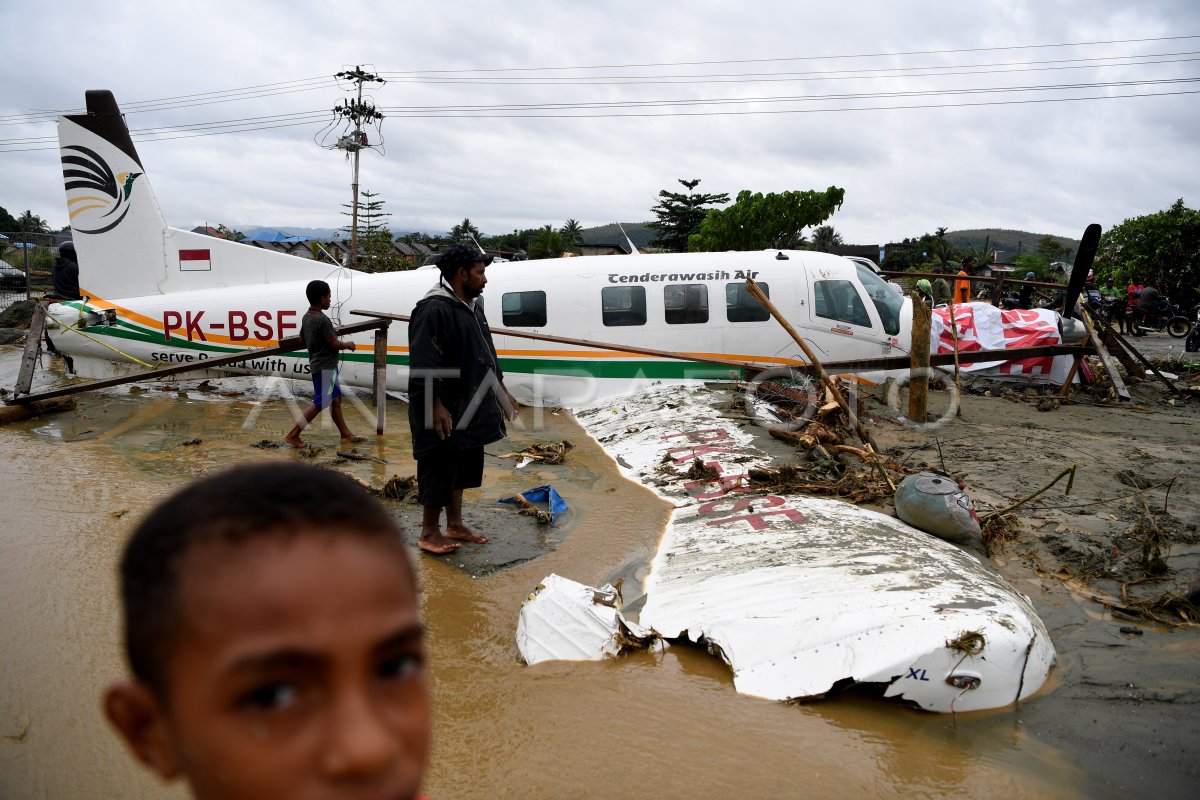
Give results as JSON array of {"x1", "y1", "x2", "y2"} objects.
[
  {"x1": 449, "y1": 217, "x2": 480, "y2": 243},
  {"x1": 560, "y1": 219, "x2": 584, "y2": 245},
  {"x1": 17, "y1": 210, "x2": 49, "y2": 234},
  {"x1": 809, "y1": 225, "x2": 843, "y2": 253}
]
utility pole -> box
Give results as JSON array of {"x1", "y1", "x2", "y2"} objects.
[{"x1": 332, "y1": 67, "x2": 385, "y2": 268}]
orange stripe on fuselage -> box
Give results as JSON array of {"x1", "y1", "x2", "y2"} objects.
[{"x1": 76, "y1": 290, "x2": 814, "y2": 367}]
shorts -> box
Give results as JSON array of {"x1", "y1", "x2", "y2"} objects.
[
  {"x1": 417, "y1": 445, "x2": 485, "y2": 507},
  {"x1": 312, "y1": 368, "x2": 342, "y2": 410}
]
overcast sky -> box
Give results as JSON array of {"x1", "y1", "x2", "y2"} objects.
[{"x1": 2, "y1": 0, "x2": 1198, "y2": 246}]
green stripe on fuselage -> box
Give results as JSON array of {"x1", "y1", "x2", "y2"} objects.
[{"x1": 69, "y1": 319, "x2": 744, "y2": 380}]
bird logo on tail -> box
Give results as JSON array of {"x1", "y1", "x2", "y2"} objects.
[{"x1": 62, "y1": 144, "x2": 142, "y2": 234}]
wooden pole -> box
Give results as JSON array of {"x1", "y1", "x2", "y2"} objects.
[
  {"x1": 0, "y1": 397, "x2": 74, "y2": 426},
  {"x1": 1057, "y1": 357, "x2": 1083, "y2": 398},
  {"x1": 1100, "y1": 319, "x2": 1187, "y2": 400},
  {"x1": 1078, "y1": 308, "x2": 1131, "y2": 401},
  {"x1": 13, "y1": 302, "x2": 47, "y2": 397},
  {"x1": 992, "y1": 273, "x2": 1005, "y2": 307},
  {"x1": 373, "y1": 327, "x2": 387, "y2": 434},
  {"x1": 908, "y1": 292, "x2": 931, "y2": 424},
  {"x1": 1102, "y1": 326, "x2": 1145, "y2": 380}
]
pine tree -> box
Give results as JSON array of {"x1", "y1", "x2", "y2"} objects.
[{"x1": 647, "y1": 179, "x2": 729, "y2": 252}]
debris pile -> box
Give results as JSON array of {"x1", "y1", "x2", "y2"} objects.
[
  {"x1": 497, "y1": 439, "x2": 575, "y2": 465},
  {"x1": 353, "y1": 474, "x2": 417, "y2": 502}
]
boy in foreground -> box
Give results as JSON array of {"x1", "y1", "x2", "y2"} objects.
[
  {"x1": 103, "y1": 463, "x2": 431, "y2": 800},
  {"x1": 285, "y1": 279, "x2": 367, "y2": 448}
]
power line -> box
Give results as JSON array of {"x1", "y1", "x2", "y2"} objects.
[
  {"x1": 379, "y1": 51, "x2": 1200, "y2": 84},
  {"x1": 2, "y1": 34, "x2": 1197, "y2": 148},
  {"x1": 384, "y1": 34, "x2": 1200, "y2": 74},
  {"x1": 3, "y1": 33, "x2": 1197, "y2": 125},
  {"x1": 3, "y1": 83, "x2": 1193, "y2": 153}
]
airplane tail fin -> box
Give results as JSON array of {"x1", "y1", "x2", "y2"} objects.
[{"x1": 59, "y1": 90, "x2": 340, "y2": 302}]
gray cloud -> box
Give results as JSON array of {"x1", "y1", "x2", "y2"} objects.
[{"x1": 2, "y1": 0, "x2": 1198, "y2": 246}]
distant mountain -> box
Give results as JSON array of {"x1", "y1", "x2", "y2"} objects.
[{"x1": 943, "y1": 229, "x2": 1080, "y2": 261}]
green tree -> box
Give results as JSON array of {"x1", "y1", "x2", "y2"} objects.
[
  {"x1": 1095, "y1": 198, "x2": 1200, "y2": 302},
  {"x1": 1035, "y1": 235, "x2": 1069, "y2": 264},
  {"x1": 648, "y1": 179, "x2": 730, "y2": 252},
  {"x1": 882, "y1": 228, "x2": 970, "y2": 272},
  {"x1": 689, "y1": 187, "x2": 845, "y2": 252},
  {"x1": 340, "y1": 190, "x2": 409, "y2": 271},
  {"x1": 214, "y1": 224, "x2": 246, "y2": 242},
  {"x1": 0, "y1": 206, "x2": 18, "y2": 232},
  {"x1": 1012, "y1": 253, "x2": 1049, "y2": 280},
  {"x1": 928, "y1": 227, "x2": 954, "y2": 263},
  {"x1": 808, "y1": 225, "x2": 844, "y2": 253},
  {"x1": 560, "y1": 219, "x2": 584, "y2": 251},
  {"x1": 528, "y1": 226, "x2": 567, "y2": 259},
  {"x1": 449, "y1": 218, "x2": 480, "y2": 243},
  {"x1": 16, "y1": 210, "x2": 49, "y2": 234}
]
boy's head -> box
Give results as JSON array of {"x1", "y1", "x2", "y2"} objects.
[
  {"x1": 306, "y1": 279, "x2": 332, "y2": 307},
  {"x1": 105, "y1": 463, "x2": 430, "y2": 800}
]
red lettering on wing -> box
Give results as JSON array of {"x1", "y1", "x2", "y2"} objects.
[
  {"x1": 704, "y1": 508, "x2": 807, "y2": 531},
  {"x1": 666, "y1": 444, "x2": 746, "y2": 465},
  {"x1": 698, "y1": 493, "x2": 786, "y2": 518},
  {"x1": 661, "y1": 428, "x2": 731, "y2": 444}
]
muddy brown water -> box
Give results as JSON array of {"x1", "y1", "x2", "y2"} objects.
[{"x1": 0, "y1": 351, "x2": 1142, "y2": 799}]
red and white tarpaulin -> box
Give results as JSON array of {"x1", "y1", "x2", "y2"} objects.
[{"x1": 931, "y1": 302, "x2": 1074, "y2": 385}]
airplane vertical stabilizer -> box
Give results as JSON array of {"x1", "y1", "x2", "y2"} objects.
[{"x1": 58, "y1": 90, "x2": 345, "y2": 302}]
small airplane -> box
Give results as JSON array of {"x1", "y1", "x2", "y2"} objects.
[{"x1": 46, "y1": 89, "x2": 1073, "y2": 408}]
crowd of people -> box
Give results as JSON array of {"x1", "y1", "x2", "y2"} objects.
[{"x1": 907, "y1": 257, "x2": 1183, "y2": 331}]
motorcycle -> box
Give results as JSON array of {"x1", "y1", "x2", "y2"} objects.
[{"x1": 1127, "y1": 298, "x2": 1192, "y2": 338}]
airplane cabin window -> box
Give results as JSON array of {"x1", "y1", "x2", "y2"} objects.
[
  {"x1": 602, "y1": 285, "x2": 647, "y2": 326},
  {"x1": 501, "y1": 290, "x2": 547, "y2": 327},
  {"x1": 664, "y1": 283, "x2": 709, "y2": 324},
  {"x1": 725, "y1": 282, "x2": 770, "y2": 322},
  {"x1": 854, "y1": 263, "x2": 901, "y2": 335},
  {"x1": 813, "y1": 279, "x2": 873, "y2": 328}
]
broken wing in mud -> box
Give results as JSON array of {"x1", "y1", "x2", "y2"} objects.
[{"x1": 521, "y1": 385, "x2": 1055, "y2": 713}]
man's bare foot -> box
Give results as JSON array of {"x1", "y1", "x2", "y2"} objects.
[
  {"x1": 446, "y1": 523, "x2": 488, "y2": 544},
  {"x1": 340, "y1": 434, "x2": 368, "y2": 445},
  {"x1": 283, "y1": 434, "x2": 304, "y2": 448},
  {"x1": 418, "y1": 534, "x2": 461, "y2": 555}
]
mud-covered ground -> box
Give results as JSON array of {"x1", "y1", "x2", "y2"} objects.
[
  {"x1": 847, "y1": 342, "x2": 1200, "y2": 796},
  {"x1": 2, "y1": 324, "x2": 1198, "y2": 798}
]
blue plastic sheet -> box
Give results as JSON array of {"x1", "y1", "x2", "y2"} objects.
[{"x1": 498, "y1": 485, "x2": 569, "y2": 525}]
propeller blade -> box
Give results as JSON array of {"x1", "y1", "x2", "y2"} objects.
[{"x1": 1062, "y1": 223, "x2": 1101, "y2": 318}]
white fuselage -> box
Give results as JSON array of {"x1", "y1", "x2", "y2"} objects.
[{"x1": 47, "y1": 250, "x2": 912, "y2": 407}]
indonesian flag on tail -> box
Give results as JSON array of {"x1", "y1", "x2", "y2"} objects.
[
  {"x1": 179, "y1": 249, "x2": 211, "y2": 272},
  {"x1": 930, "y1": 303, "x2": 1074, "y2": 385}
]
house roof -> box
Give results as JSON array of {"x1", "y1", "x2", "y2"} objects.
[{"x1": 244, "y1": 230, "x2": 313, "y2": 243}]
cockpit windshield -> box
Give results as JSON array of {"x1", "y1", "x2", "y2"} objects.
[{"x1": 855, "y1": 263, "x2": 902, "y2": 335}]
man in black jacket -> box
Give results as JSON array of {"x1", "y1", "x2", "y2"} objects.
[
  {"x1": 48, "y1": 241, "x2": 81, "y2": 300},
  {"x1": 408, "y1": 246, "x2": 518, "y2": 555}
]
